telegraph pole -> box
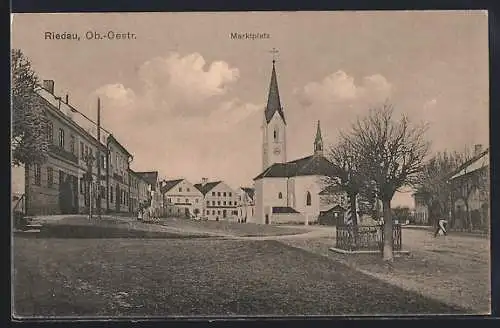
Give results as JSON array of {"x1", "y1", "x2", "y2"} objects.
[{"x1": 97, "y1": 98, "x2": 102, "y2": 220}]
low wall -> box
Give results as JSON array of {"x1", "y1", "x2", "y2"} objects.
[{"x1": 271, "y1": 213, "x2": 306, "y2": 224}]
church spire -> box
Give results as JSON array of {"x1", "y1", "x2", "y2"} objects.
[
  {"x1": 314, "y1": 120, "x2": 324, "y2": 156},
  {"x1": 264, "y1": 56, "x2": 286, "y2": 124}
]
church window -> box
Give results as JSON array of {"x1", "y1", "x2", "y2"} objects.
[
  {"x1": 278, "y1": 192, "x2": 283, "y2": 199},
  {"x1": 306, "y1": 192, "x2": 312, "y2": 206},
  {"x1": 274, "y1": 128, "x2": 279, "y2": 141}
]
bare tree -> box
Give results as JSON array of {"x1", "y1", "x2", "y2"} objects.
[
  {"x1": 347, "y1": 104, "x2": 430, "y2": 261},
  {"x1": 326, "y1": 139, "x2": 365, "y2": 225}
]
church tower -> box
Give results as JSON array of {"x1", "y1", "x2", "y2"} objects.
[
  {"x1": 262, "y1": 58, "x2": 287, "y2": 170},
  {"x1": 314, "y1": 120, "x2": 324, "y2": 156}
]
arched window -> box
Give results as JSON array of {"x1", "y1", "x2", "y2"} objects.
[
  {"x1": 306, "y1": 192, "x2": 312, "y2": 206},
  {"x1": 278, "y1": 192, "x2": 283, "y2": 199},
  {"x1": 274, "y1": 128, "x2": 278, "y2": 141}
]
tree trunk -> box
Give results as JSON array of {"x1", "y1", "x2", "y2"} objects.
[
  {"x1": 349, "y1": 192, "x2": 358, "y2": 226},
  {"x1": 382, "y1": 199, "x2": 393, "y2": 261},
  {"x1": 24, "y1": 163, "x2": 30, "y2": 216}
]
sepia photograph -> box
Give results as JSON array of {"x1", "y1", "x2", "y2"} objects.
[{"x1": 11, "y1": 11, "x2": 490, "y2": 318}]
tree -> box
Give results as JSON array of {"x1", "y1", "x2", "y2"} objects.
[
  {"x1": 347, "y1": 104, "x2": 430, "y2": 261},
  {"x1": 326, "y1": 139, "x2": 365, "y2": 226},
  {"x1": 11, "y1": 49, "x2": 49, "y2": 215},
  {"x1": 415, "y1": 150, "x2": 468, "y2": 227}
]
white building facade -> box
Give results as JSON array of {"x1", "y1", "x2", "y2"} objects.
[
  {"x1": 195, "y1": 179, "x2": 239, "y2": 221},
  {"x1": 161, "y1": 178, "x2": 203, "y2": 218}
]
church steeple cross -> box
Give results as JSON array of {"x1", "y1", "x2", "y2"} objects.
[{"x1": 269, "y1": 47, "x2": 279, "y2": 64}]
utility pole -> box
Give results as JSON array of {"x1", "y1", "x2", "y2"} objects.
[{"x1": 97, "y1": 98, "x2": 102, "y2": 220}]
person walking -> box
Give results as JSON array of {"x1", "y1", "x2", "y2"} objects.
[{"x1": 434, "y1": 217, "x2": 448, "y2": 237}]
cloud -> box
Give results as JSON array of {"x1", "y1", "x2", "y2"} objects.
[
  {"x1": 294, "y1": 70, "x2": 392, "y2": 107},
  {"x1": 90, "y1": 52, "x2": 261, "y2": 187}
]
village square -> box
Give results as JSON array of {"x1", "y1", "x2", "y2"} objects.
[{"x1": 11, "y1": 12, "x2": 490, "y2": 317}]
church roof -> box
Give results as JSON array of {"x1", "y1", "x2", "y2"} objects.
[
  {"x1": 254, "y1": 155, "x2": 343, "y2": 180},
  {"x1": 194, "y1": 181, "x2": 222, "y2": 195},
  {"x1": 265, "y1": 62, "x2": 286, "y2": 124},
  {"x1": 160, "y1": 179, "x2": 184, "y2": 194}
]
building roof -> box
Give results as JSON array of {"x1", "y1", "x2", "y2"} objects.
[
  {"x1": 194, "y1": 181, "x2": 222, "y2": 195},
  {"x1": 449, "y1": 149, "x2": 489, "y2": 180},
  {"x1": 264, "y1": 62, "x2": 286, "y2": 124},
  {"x1": 321, "y1": 205, "x2": 346, "y2": 213},
  {"x1": 135, "y1": 171, "x2": 159, "y2": 190},
  {"x1": 241, "y1": 187, "x2": 255, "y2": 200},
  {"x1": 160, "y1": 179, "x2": 184, "y2": 194},
  {"x1": 254, "y1": 155, "x2": 343, "y2": 180},
  {"x1": 107, "y1": 134, "x2": 132, "y2": 158},
  {"x1": 272, "y1": 206, "x2": 299, "y2": 214}
]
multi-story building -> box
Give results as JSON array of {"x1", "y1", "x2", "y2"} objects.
[
  {"x1": 448, "y1": 144, "x2": 489, "y2": 231},
  {"x1": 160, "y1": 178, "x2": 203, "y2": 218},
  {"x1": 194, "y1": 179, "x2": 239, "y2": 221},
  {"x1": 237, "y1": 187, "x2": 255, "y2": 222},
  {"x1": 106, "y1": 135, "x2": 133, "y2": 214},
  {"x1": 128, "y1": 169, "x2": 149, "y2": 214},
  {"x1": 136, "y1": 171, "x2": 162, "y2": 210},
  {"x1": 25, "y1": 80, "x2": 107, "y2": 215}
]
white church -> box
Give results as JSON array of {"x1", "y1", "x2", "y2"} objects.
[{"x1": 251, "y1": 59, "x2": 346, "y2": 225}]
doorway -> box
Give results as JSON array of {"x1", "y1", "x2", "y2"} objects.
[
  {"x1": 223, "y1": 209, "x2": 227, "y2": 218},
  {"x1": 265, "y1": 214, "x2": 269, "y2": 224},
  {"x1": 115, "y1": 185, "x2": 120, "y2": 213}
]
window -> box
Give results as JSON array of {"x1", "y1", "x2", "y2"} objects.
[
  {"x1": 100, "y1": 186, "x2": 106, "y2": 198},
  {"x1": 206, "y1": 210, "x2": 210, "y2": 215},
  {"x1": 212, "y1": 201, "x2": 215, "y2": 206},
  {"x1": 306, "y1": 191, "x2": 312, "y2": 206},
  {"x1": 58, "y1": 128, "x2": 65, "y2": 148},
  {"x1": 217, "y1": 192, "x2": 221, "y2": 197},
  {"x1": 278, "y1": 192, "x2": 283, "y2": 199},
  {"x1": 177, "y1": 198, "x2": 180, "y2": 203},
  {"x1": 33, "y1": 164, "x2": 41, "y2": 186},
  {"x1": 110, "y1": 187, "x2": 114, "y2": 203},
  {"x1": 207, "y1": 201, "x2": 210, "y2": 206},
  {"x1": 218, "y1": 201, "x2": 221, "y2": 206},
  {"x1": 59, "y1": 170, "x2": 65, "y2": 186},
  {"x1": 101, "y1": 155, "x2": 105, "y2": 169},
  {"x1": 212, "y1": 192, "x2": 215, "y2": 196},
  {"x1": 212, "y1": 210, "x2": 215, "y2": 215},
  {"x1": 229, "y1": 201, "x2": 232, "y2": 206},
  {"x1": 179, "y1": 187, "x2": 182, "y2": 192},
  {"x1": 274, "y1": 128, "x2": 278, "y2": 141},
  {"x1": 47, "y1": 167, "x2": 53, "y2": 188},
  {"x1": 229, "y1": 192, "x2": 232, "y2": 197},
  {"x1": 235, "y1": 201, "x2": 238, "y2": 206},
  {"x1": 218, "y1": 210, "x2": 221, "y2": 215},
  {"x1": 80, "y1": 178, "x2": 84, "y2": 193},
  {"x1": 47, "y1": 122, "x2": 53, "y2": 143},
  {"x1": 223, "y1": 201, "x2": 227, "y2": 205},
  {"x1": 80, "y1": 142, "x2": 84, "y2": 158},
  {"x1": 223, "y1": 192, "x2": 226, "y2": 197},
  {"x1": 187, "y1": 188, "x2": 190, "y2": 192},
  {"x1": 185, "y1": 198, "x2": 189, "y2": 204},
  {"x1": 70, "y1": 135, "x2": 75, "y2": 154}
]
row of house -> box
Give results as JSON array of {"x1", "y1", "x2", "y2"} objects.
[
  {"x1": 160, "y1": 178, "x2": 255, "y2": 222},
  {"x1": 413, "y1": 144, "x2": 490, "y2": 231},
  {"x1": 21, "y1": 79, "x2": 162, "y2": 216}
]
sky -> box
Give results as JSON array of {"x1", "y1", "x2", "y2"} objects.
[{"x1": 11, "y1": 11, "x2": 489, "y2": 207}]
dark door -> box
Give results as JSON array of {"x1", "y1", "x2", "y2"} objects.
[
  {"x1": 223, "y1": 209, "x2": 227, "y2": 218},
  {"x1": 265, "y1": 214, "x2": 269, "y2": 224},
  {"x1": 115, "y1": 185, "x2": 120, "y2": 213}
]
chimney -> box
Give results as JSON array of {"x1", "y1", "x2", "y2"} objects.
[
  {"x1": 42, "y1": 80, "x2": 54, "y2": 94},
  {"x1": 474, "y1": 144, "x2": 483, "y2": 156},
  {"x1": 65, "y1": 94, "x2": 69, "y2": 104},
  {"x1": 201, "y1": 178, "x2": 208, "y2": 186}
]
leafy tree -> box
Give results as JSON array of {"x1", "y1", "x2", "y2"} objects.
[
  {"x1": 11, "y1": 49, "x2": 49, "y2": 214},
  {"x1": 346, "y1": 104, "x2": 430, "y2": 261}
]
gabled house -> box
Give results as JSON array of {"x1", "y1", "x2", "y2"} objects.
[
  {"x1": 194, "y1": 179, "x2": 239, "y2": 221},
  {"x1": 161, "y1": 178, "x2": 203, "y2": 218},
  {"x1": 135, "y1": 171, "x2": 163, "y2": 210}
]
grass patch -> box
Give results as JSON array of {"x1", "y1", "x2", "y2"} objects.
[{"x1": 13, "y1": 237, "x2": 467, "y2": 317}]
